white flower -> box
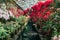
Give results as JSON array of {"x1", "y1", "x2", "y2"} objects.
[
  {"x1": 2, "y1": 12, "x2": 10, "y2": 20},
  {"x1": 0, "y1": 9, "x2": 3, "y2": 14},
  {"x1": 1, "y1": 3, "x2": 6, "y2": 10},
  {"x1": 0, "y1": 14, "x2": 2, "y2": 18},
  {"x1": 8, "y1": 11, "x2": 14, "y2": 17}
]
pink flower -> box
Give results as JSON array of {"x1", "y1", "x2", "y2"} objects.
[
  {"x1": 3, "y1": 13, "x2": 10, "y2": 20},
  {"x1": 0, "y1": 9, "x2": 3, "y2": 13},
  {"x1": 17, "y1": 9, "x2": 24, "y2": 15},
  {"x1": 9, "y1": 11, "x2": 14, "y2": 17},
  {"x1": 9, "y1": 8, "x2": 14, "y2": 13}
]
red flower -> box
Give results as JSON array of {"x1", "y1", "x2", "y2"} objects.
[
  {"x1": 31, "y1": 2, "x2": 44, "y2": 11},
  {"x1": 46, "y1": 11, "x2": 51, "y2": 16},
  {"x1": 9, "y1": 8, "x2": 14, "y2": 13},
  {"x1": 38, "y1": 2, "x2": 44, "y2": 6},
  {"x1": 31, "y1": 5, "x2": 37, "y2": 11},
  {"x1": 36, "y1": 2, "x2": 44, "y2": 11},
  {"x1": 24, "y1": 8, "x2": 29, "y2": 14},
  {"x1": 46, "y1": 0, "x2": 53, "y2": 2},
  {"x1": 44, "y1": 1, "x2": 51, "y2": 7},
  {"x1": 30, "y1": 11, "x2": 35, "y2": 18},
  {"x1": 32, "y1": 18, "x2": 37, "y2": 22},
  {"x1": 43, "y1": 15, "x2": 48, "y2": 19},
  {"x1": 17, "y1": 9, "x2": 24, "y2": 16},
  {"x1": 36, "y1": 12, "x2": 43, "y2": 18},
  {"x1": 14, "y1": 14, "x2": 18, "y2": 18},
  {"x1": 42, "y1": 8, "x2": 48, "y2": 12},
  {"x1": 43, "y1": 11, "x2": 51, "y2": 19},
  {"x1": 36, "y1": 12, "x2": 40, "y2": 18},
  {"x1": 36, "y1": 6, "x2": 41, "y2": 11}
]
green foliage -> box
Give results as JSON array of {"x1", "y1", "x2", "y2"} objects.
[
  {"x1": 54, "y1": 0, "x2": 60, "y2": 8},
  {"x1": 0, "y1": 15, "x2": 29, "y2": 39},
  {"x1": 0, "y1": 0, "x2": 5, "y2": 3},
  {"x1": 0, "y1": 27, "x2": 9, "y2": 39},
  {"x1": 17, "y1": 16, "x2": 28, "y2": 25}
]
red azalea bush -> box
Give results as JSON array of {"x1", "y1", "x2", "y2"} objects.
[
  {"x1": 29, "y1": 1, "x2": 54, "y2": 37},
  {"x1": 30, "y1": 1, "x2": 52, "y2": 22},
  {"x1": 23, "y1": 0, "x2": 55, "y2": 37},
  {"x1": 23, "y1": 0, "x2": 54, "y2": 24}
]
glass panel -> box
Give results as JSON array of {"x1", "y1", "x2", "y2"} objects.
[{"x1": 15, "y1": 0, "x2": 38, "y2": 10}]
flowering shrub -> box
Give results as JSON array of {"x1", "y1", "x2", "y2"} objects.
[
  {"x1": 0, "y1": 3, "x2": 29, "y2": 40},
  {"x1": 24, "y1": 0, "x2": 60, "y2": 40},
  {"x1": 30, "y1": 1, "x2": 52, "y2": 22},
  {"x1": 27, "y1": 0, "x2": 60, "y2": 40}
]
